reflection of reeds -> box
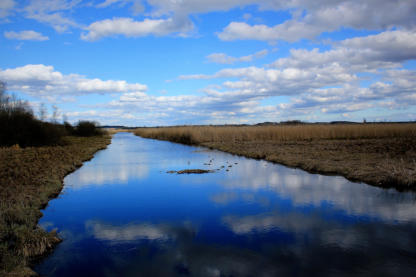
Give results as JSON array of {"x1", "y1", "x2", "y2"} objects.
[
  {"x1": 0, "y1": 135, "x2": 110, "y2": 276},
  {"x1": 134, "y1": 124, "x2": 416, "y2": 144}
]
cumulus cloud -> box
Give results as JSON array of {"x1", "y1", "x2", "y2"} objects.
[
  {"x1": 174, "y1": 29, "x2": 416, "y2": 122},
  {"x1": 99, "y1": 59, "x2": 415, "y2": 125},
  {"x1": 180, "y1": 64, "x2": 356, "y2": 96},
  {"x1": 271, "y1": 30, "x2": 416, "y2": 70},
  {"x1": 12, "y1": 0, "x2": 416, "y2": 42},
  {"x1": 206, "y1": 49, "x2": 268, "y2": 64},
  {"x1": 218, "y1": 21, "x2": 323, "y2": 42},
  {"x1": 85, "y1": 0, "x2": 416, "y2": 41},
  {"x1": 83, "y1": 1, "x2": 273, "y2": 40},
  {"x1": 81, "y1": 16, "x2": 194, "y2": 41},
  {"x1": 0, "y1": 64, "x2": 147, "y2": 98},
  {"x1": 218, "y1": 0, "x2": 416, "y2": 42},
  {"x1": 4, "y1": 30, "x2": 49, "y2": 41}
]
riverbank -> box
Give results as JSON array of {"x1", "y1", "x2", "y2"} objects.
[
  {"x1": 134, "y1": 124, "x2": 416, "y2": 190},
  {"x1": 0, "y1": 135, "x2": 111, "y2": 276}
]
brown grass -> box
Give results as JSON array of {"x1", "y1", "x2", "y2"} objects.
[
  {"x1": 105, "y1": 128, "x2": 131, "y2": 135},
  {"x1": 134, "y1": 124, "x2": 416, "y2": 142},
  {"x1": 134, "y1": 124, "x2": 416, "y2": 189},
  {"x1": 0, "y1": 135, "x2": 111, "y2": 276}
]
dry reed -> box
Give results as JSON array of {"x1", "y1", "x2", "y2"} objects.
[{"x1": 134, "y1": 123, "x2": 416, "y2": 144}]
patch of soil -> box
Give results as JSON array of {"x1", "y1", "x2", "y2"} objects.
[{"x1": 167, "y1": 169, "x2": 214, "y2": 174}]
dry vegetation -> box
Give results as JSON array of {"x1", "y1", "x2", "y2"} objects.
[
  {"x1": 135, "y1": 124, "x2": 416, "y2": 189},
  {"x1": 0, "y1": 135, "x2": 111, "y2": 277}
]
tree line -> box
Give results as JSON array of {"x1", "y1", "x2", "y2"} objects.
[{"x1": 0, "y1": 81, "x2": 104, "y2": 147}]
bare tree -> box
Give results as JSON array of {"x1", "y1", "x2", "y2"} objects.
[
  {"x1": 38, "y1": 103, "x2": 47, "y2": 121},
  {"x1": 52, "y1": 105, "x2": 59, "y2": 123},
  {"x1": 62, "y1": 113, "x2": 68, "y2": 124},
  {"x1": 0, "y1": 81, "x2": 9, "y2": 112},
  {"x1": 0, "y1": 81, "x2": 32, "y2": 115}
]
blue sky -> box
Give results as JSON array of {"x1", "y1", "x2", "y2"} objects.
[{"x1": 1, "y1": 0, "x2": 415, "y2": 126}]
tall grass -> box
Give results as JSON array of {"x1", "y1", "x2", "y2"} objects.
[{"x1": 134, "y1": 124, "x2": 416, "y2": 144}]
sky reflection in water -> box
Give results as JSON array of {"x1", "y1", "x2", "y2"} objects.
[{"x1": 36, "y1": 133, "x2": 416, "y2": 276}]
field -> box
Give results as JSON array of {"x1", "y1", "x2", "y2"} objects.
[
  {"x1": 0, "y1": 135, "x2": 111, "y2": 276},
  {"x1": 134, "y1": 123, "x2": 416, "y2": 189}
]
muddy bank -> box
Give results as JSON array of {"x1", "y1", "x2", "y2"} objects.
[
  {"x1": 167, "y1": 169, "x2": 214, "y2": 174},
  {"x1": 0, "y1": 135, "x2": 111, "y2": 276}
]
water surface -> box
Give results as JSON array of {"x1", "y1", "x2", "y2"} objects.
[{"x1": 36, "y1": 132, "x2": 416, "y2": 276}]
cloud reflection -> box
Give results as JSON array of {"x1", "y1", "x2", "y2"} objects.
[
  {"x1": 86, "y1": 221, "x2": 170, "y2": 243},
  {"x1": 218, "y1": 157, "x2": 416, "y2": 222},
  {"x1": 87, "y1": 217, "x2": 416, "y2": 276},
  {"x1": 66, "y1": 163, "x2": 149, "y2": 189},
  {"x1": 64, "y1": 137, "x2": 150, "y2": 189},
  {"x1": 222, "y1": 209, "x2": 416, "y2": 257}
]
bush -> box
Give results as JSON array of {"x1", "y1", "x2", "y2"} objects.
[
  {"x1": 0, "y1": 111, "x2": 66, "y2": 147},
  {"x1": 64, "y1": 121, "x2": 75, "y2": 135},
  {"x1": 73, "y1": 121, "x2": 103, "y2": 137}
]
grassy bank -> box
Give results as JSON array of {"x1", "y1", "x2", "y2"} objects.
[
  {"x1": 134, "y1": 124, "x2": 416, "y2": 189},
  {"x1": 0, "y1": 135, "x2": 111, "y2": 276}
]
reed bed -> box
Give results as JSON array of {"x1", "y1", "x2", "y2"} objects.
[
  {"x1": 134, "y1": 123, "x2": 416, "y2": 144},
  {"x1": 134, "y1": 123, "x2": 416, "y2": 189}
]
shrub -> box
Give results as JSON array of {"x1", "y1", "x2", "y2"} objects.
[
  {"x1": 0, "y1": 109, "x2": 66, "y2": 147},
  {"x1": 64, "y1": 121, "x2": 75, "y2": 135},
  {"x1": 73, "y1": 121, "x2": 103, "y2": 137}
]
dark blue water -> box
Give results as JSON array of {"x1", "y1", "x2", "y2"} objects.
[{"x1": 35, "y1": 132, "x2": 416, "y2": 276}]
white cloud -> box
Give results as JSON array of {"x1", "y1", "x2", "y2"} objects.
[
  {"x1": 175, "y1": 29, "x2": 416, "y2": 123},
  {"x1": 340, "y1": 30, "x2": 416, "y2": 63},
  {"x1": 0, "y1": 0, "x2": 15, "y2": 18},
  {"x1": 4, "y1": 30, "x2": 49, "y2": 41},
  {"x1": 96, "y1": 0, "x2": 144, "y2": 14},
  {"x1": 218, "y1": 21, "x2": 323, "y2": 42},
  {"x1": 97, "y1": 0, "x2": 126, "y2": 8},
  {"x1": 12, "y1": 0, "x2": 416, "y2": 42},
  {"x1": 76, "y1": 79, "x2": 146, "y2": 93},
  {"x1": 23, "y1": 0, "x2": 81, "y2": 32},
  {"x1": 267, "y1": 30, "x2": 416, "y2": 77},
  {"x1": 145, "y1": 0, "x2": 259, "y2": 17},
  {"x1": 206, "y1": 49, "x2": 268, "y2": 64},
  {"x1": 180, "y1": 64, "x2": 356, "y2": 95},
  {"x1": 0, "y1": 64, "x2": 147, "y2": 98},
  {"x1": 81, "y1": 16, "x2": 194, "y2": 41},
  {"x1": 217, "y1": 0, "x2": 416, "y2": 42}
]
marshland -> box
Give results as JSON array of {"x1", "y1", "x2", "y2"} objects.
[
  {"x1": 3, "y1": 1, "x2": 416, "y2": 275},
  {"x1": 2, "y1": 91, "x2": 416, "y2": 276}
]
